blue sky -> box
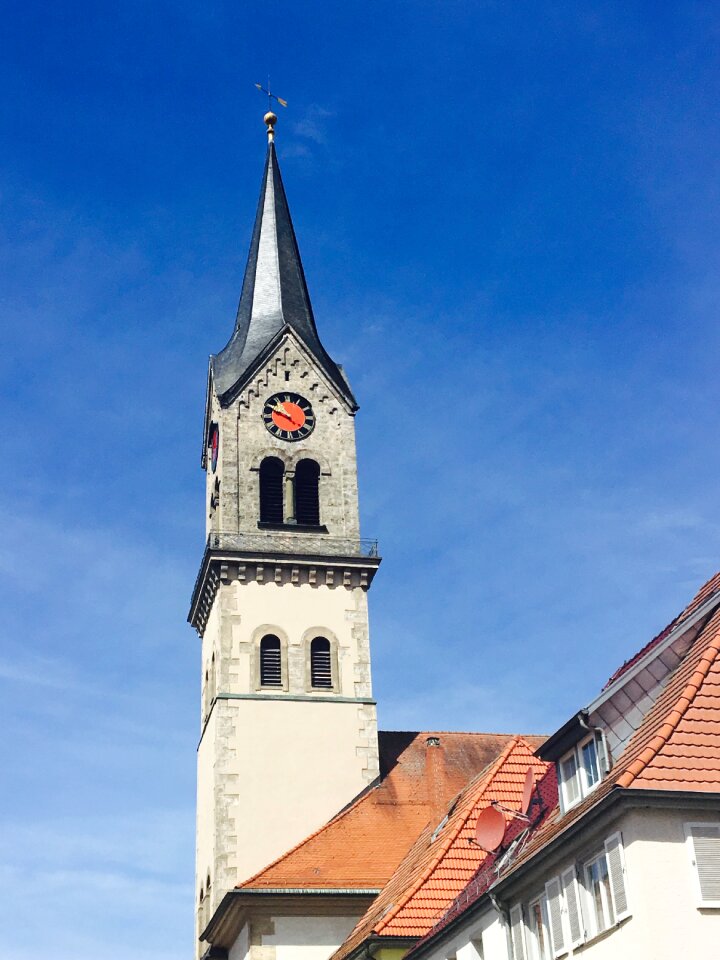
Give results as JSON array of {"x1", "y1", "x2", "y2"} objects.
[{"x1": 2, "y1": 1, "x2": 720, "y2": 957}]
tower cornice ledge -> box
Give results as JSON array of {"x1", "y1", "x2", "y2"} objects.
[{"x1": 188, "y1": 532, "x2": 381, "y2": 636}]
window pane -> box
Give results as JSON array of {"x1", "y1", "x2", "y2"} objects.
[
  {"x1": 561, "y1": 752, "x2": 580, "y2": 804},
  {"x1": 587, "y1": 855, "x2": 615, "y2": 933},
  {"x1": 582, "y1": 738, "x2": 600, "y2": 787},
  {"x1": 529, "y1": 898, "x2": 550, "y2": 960}
]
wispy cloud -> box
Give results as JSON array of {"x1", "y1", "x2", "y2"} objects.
[{"x1": 292, "y1": 103, "x2": 334, "y2": 145}]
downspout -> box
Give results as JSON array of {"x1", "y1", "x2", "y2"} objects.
[
  {"x1": 578, "y1": 712, "x2": 612, "y2": 775},
  {"x1": 488, "y1": 890, "x2": 508, "y2": 927}
]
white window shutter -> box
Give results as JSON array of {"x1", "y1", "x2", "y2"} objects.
[
  {"x1": 687, "y1": 823, "x2": 720, "y2": 904},
  {"x1": 509, "y1": 904, "x2": 526, "y2": 960},
  {"x1": 561, "y1": 866, "x2": 584, "y2": 948},
  {"x1": 604, "y1": 832, "x2": 630, "y2": 921},
  {"x1": 544, "y1": 876, "x2": 565, "y2": 957}
]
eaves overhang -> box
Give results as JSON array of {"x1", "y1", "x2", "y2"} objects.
[
  {"x1": 188, "y1": 540, "x2": 381, "y2": 635},
  {"x1": 340, "y1": 934, "x2": 417, "y2": 960},
  {"x1": 535, "y1": 712, "x2": 587, "y2": 762},
  {"x1": 201, "y1": 888, "x2": 381, "y2": 949}
]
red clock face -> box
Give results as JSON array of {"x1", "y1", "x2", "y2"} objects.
[{"x1": 263, "y1": 393, "x2": 315, "y2": 441}]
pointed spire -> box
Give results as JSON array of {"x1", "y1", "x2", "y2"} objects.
[{"x1": 212, "y1": 120, "x2": 355, "y2": 406}]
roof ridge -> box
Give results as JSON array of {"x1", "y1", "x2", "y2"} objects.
[
  {"x1": 374, "y1": 737, "x2": 522, "y2": 934},
  {"x1": 617, "y1": 609, "x2": 720, "y2": 788},
  {"x1": 378, "y1": 730, "x2": 545, "y2": 738}
]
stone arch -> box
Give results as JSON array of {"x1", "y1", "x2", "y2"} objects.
[
  {"x1": 302, "y1": 626, "x2": 341, "y2": 694},
  {"x1": 251, "y1": 624, "x2": 289, "y2": 692}
]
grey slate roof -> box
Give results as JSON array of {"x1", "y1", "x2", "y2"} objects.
[{"x1": 212, "y1": 142, "x2": 356, "y2": 406}]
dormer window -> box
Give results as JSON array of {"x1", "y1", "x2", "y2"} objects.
[{"x1": 558, "y1": 733, "x2": 604, "y2": 812}]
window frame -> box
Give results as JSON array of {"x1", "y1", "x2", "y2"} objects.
[
  {"x1": 303, "y1": 628, "x2": 340, "y2": 694},
  {"x1": 252, "y1": 626, "x2": 289, "y2": 692},
  {"x1": 526, "y1": 892, "x2": 552, "y2": 960},
  {"x1": 582, "y1": 850, "x2": 615, "y2": 937},
  {"x1": 558, "y1": 733, "x2": 603, "y2": 812},
  {"x1": 579, "y1": 832, "x2": 630, "y2": 938},
  {"x1": 684, "y1": 821, "x2": 720, "y2": 908}
]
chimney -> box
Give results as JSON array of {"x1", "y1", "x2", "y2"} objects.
[{"x1": 425, "y1": 736, "x2": 447, "y2": 815}]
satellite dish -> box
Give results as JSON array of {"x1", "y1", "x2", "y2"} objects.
[
  {"x1": 475, "y1": 805, "x2": 506, "y2": 852},
  {"x1": 521, "y1": 768, "x2": 535, "y2": 815}
]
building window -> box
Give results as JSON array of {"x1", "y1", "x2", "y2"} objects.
[
  {"x1": 581, "y1": 833, "x2": 630, "y2": 936},
  {"x1": 685, "y1": 822, "x2": 720, "y2": 907},
  {"x1": 584, "y1": 852, "x2": 614, "y2": 934},
  {"x1": 527, "y1": 895, "x2": 551, "y2": 960},
  {"x1": 294, "y1": 458, "x2": 320, "y2": 525},
  {"x1": 260, "y1": 634, "x2": 283, "y2": 687},
  {"x1": 310, "y1": 636, "x2": 333, "y2": 688},
  {"x1": 558, "y1": 733, "x2": 604, "y2": 812},
  {"x1": 259, "y1": 456, "x2": 284, "y2": 524}
]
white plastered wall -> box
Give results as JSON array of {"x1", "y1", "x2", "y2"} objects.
[
  {"x1": 196, "y1": 573, "x2": 378, "y2": 928},
  {"x1": 559, "y1": 806, "x2": 720, "y2": 960},
  {"x1": 229, "y1": 915, "x2": 362, "y2": 960}
]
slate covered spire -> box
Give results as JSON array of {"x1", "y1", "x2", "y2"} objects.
[{"x1": 212, "y1": 115, "x2": 355, "y2": 405}]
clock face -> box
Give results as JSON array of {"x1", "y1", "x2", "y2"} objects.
[{"x1": 262, "y1": 392, "x2": 315, "y2": 442}]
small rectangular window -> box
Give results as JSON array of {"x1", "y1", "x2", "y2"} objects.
[
  {"x1": 527, "y1": 895, "x2": 551, "y2": 960},
  {"x1": 584, "y1": 852, "x2": 615, "y2": 935},
  {"x1": 685, "y1": 822, "x2": 720, "y2": 907},
  {"x1": 558, "y1": 733, "x2": 604, "y2": 812},
  {"x1": 560, "y1": 752, "x2": 580, "y2": 808}
]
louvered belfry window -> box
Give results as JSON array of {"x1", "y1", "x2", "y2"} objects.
[
  {"x1": 310, "y1": 636, "x2": 333, "y2": 689},
  {"x1": 295, "y1": 459, "x2": 320, "y2": 525},
  {"x1": 260, "y1": 634, "x2": 282, "y2": 687},
  {"x1": 259, "y1": 457, "x2": 284, "y2": 524}
]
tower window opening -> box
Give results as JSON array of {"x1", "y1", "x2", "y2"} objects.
[
  {"x1": 259, "y1": 457, "x2": 284, "y2": 524},
  {"x1": 295, "y1": 459, "x2": 320, "y2": 526},
  {"x1": 310, "y1": 636, "x2": 333, "y2": 689},
  {"x1": 260, "y1": 634, "x2": 283, "y2": 687}
]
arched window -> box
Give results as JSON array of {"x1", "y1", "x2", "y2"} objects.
[
  {"x1": 259, "y1": 457, "x2": 284, "y2": 524},
  {"x1": 260, "y1": 634, "x2": 282, "y2": 686},
  {"x1": 310, "y1": 636, "x2": 333, "y2": 689},
  {"x1": 295, "y1": 459, "x2": 320, "y2": 526}
]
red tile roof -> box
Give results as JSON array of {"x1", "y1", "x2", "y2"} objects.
[
  {"x1": 239, "y1": 731, "x2": 545, "y2": 892},
  {"x1": 408, "y1": 570, "x2": 720, "y2": 957},
  {"x1": 331, "y1": 738, "x2": 552, "y2": 960},
  {"x1": 505, "y1": 581, "x2": 720, "y2": 873}
]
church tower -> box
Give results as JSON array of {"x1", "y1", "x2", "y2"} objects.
[{"x1": 189, "y1": 112, "x2": 381, "y2": 942}]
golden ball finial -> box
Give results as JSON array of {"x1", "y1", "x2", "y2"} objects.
[{"x1": 264, "y1": 111, "x2": 278, "y2": 141}]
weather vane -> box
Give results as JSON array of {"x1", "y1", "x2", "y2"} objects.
[{"x1": 255, "y1": 80, "x2": 287, "y2": 142}]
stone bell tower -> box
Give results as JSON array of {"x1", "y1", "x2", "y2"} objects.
[{"x1": 189, "y1": 111, "x2": 381, "y2": 945}]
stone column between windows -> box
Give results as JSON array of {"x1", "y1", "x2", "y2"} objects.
[{"x1": 284, "y1": 469, "x2": 295, "y2": 523}]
